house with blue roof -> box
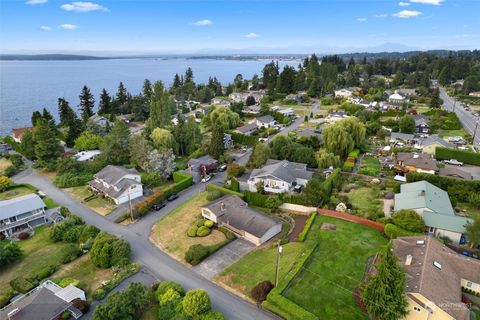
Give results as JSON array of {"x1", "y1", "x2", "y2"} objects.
[{"x1": 394, "y1": 181, "x2": 472, "y2": 244}]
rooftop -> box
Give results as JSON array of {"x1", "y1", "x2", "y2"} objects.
[
  {"x1": 94, "y1": 165, "x2": 139, "y2": 186},
  {"x1": 250, "y1": 159, "x2": 313, "y2": 184},
  {"x1": 0, "y1": 193, "x2": 46, "y2": 220}
]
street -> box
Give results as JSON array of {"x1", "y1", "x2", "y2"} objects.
[{"x1": 440, "y1": 87, "x2": 480, "y2": 145}]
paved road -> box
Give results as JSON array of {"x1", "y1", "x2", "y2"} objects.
[
  {"x1": 13, "y1": 151, "x2": 277, "y2": 320},
  {"x1": 440, "y1": 87, "x2": 480, "y2": 145}
]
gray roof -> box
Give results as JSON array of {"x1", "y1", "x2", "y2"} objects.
[
  {"x1": 297, "y1": 129, "x2": 322, "y2": 138},
  {"x1": 89, "y1": 165, "x2": 141, "y2": 199},
  {"x1": 439, "y1": 166, "x2": 473, "y2": 180},
  {"x1": 390, "y1": 132, "x2": 415, "y2": 141},
  {"x1": 187, "y1": 155, "x2": 218, "y2": 170},
  {"x1": 256, "y1": 115, "x2": 274, "y2": 123},
  {"x1": 203, "y1": 195, "x2": 281, "y2": 238},
  {"x1": 0, "y1": 287, "x2": 70, "y2": 320},
  {"x1": 421, "y1": 135, "x2": 454, "y2": 149},
  {"x1": 413, "y1": 114, "x2": 430, "y2": 126},
  {"x1": 0, "y1": 194, "x2": 45, "y2": 220},
  {"x1": 250, "y1": 159, "x2": 313, "y2": 184},
  {"x1": 393, "y1": 236, "x2": 479, "y2": 320},
  {"x1": 94, "y1": 165, "x2": 139, "y2": 186},
  {"x1": 236, "y1": 122, "x2": 258, "y2": 133}
]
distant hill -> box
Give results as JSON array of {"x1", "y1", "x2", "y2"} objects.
[{"x1": 0, "y1": 54, "x2": 109, "y2": 61}]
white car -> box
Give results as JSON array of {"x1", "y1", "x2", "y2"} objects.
[
  {"x1": 258, "y1": 138, "x2": 268, "y2": 142},
  {"x1": 444, "y1": 159, "x2": 464, "y2": 166},
  {"x1": 201, "y1": 175, "x2": 212, "y2": 183}
]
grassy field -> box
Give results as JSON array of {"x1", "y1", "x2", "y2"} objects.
[
  {"x1": 282, "y1": 215, "x2": 387, "y2": 320},
  {"x1": 346, "y1": 186, "x2": 382, "y2": 214},
  {"x1": 64, "y1": 186, "x2": 116, "y2": 216},
  {"x1": 438, "y1": 129, "x2": 468, "y2": 138},
  {"x1": 150, "y1": 192, "x2": 228, "y2": 263},
  {"x1": 358, "y1": 156, "x2": 381, "y2": 176},
  {"x1": 0, "y1": 226, "x2": 72, "y2": 293},
  {"x1": 0, "y1": 158, "x2": 12, "y2": 175},
  {"x1": 43, "y1": 197, "x2": 59, "y2": 209},
  {"x1": 0, "y1": 186, "x2": 35, "y2": 200},
  {"x1": 50, "y1": 253, "x2": 113, "y2": 300}
]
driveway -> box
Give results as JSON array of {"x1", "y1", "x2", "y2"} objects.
[
  {"x1": 193, "y1": 239, "x2": 256, "y2": 280},
  {"x1": 459, "y1": 165, "x2": 480, "y2": 180}
]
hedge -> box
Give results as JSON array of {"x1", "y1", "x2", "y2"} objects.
[
  {"x1": 435, "y1": 147, "x2": 480, "y2": 166},
  {"x1": 347, "y1": 149, "x2": 360, "y2": 159},
  {"x1": 0, "y1": 289, "x2": 14, "y2": 308},
  {"x1": 229, "y1": 131, "x2": 258, "y2": 146},
  {"x1": 298, "y1": 212, "x2": 317, "y2": 242},
  {"x1": 343, "y1": 161, "x2": 354, "y2": 172},
  {"x1": 244, "y1": 190, "x2": 269, "y2": 207},
  {"x1": 406, "y1": 171, "x2": 480, "y2": 193},
  {"x1": 384, "y1": 223, "x2": 418, "y2": 239},
  {"x1": 10, "y1": 277, "x2": 36, "y2": 294},
  {"x1": 172, "y1": 171, "x2": 193, "y2": 193},
  {"x1": 263, "y1": 289, "x2": 318, "y2": 320},
  {"x1": 206, "y1": 184, "x2": 243, "y2": 198}
]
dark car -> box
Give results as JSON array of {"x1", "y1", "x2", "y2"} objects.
[
  {"x1": 151, "y1": 202, "x2": 166, "y2": 211},
  {"x1": 167, "y1": 194, "x2": 179, "y2": 201}
]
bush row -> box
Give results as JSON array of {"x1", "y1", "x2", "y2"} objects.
[
  {"x1": 384, "y1": 223, "x2": 418, "y2": 239},
  {"x1": 263, "y1": 289, "x2": 318, "y2": 320},
  {"x1": 406, "y1": 171, "x2": 480, "y2": 193},
  {"x1": 206, "y1": 184, "x2": 243, "y2": 198},
  {"x1": 229, "y1": 131, "x2": 258, "y2": 146},
  {"x1": 435, "y1": 147, "x2": 480, "y2": 166},
  {"x1": 184, "y1": 237, "x2": 235, "y2": 266},
  {"x1": 92, "y1": 263, "x2": 140, "y2": 300},
  {"x1": 297, "y1": 212, "x2": 317, "y2": 242}
]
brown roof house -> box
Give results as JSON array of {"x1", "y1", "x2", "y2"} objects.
[
  {"x1": 201, "y1": 195, "x2": 282, "y2": 246},
  {"x1": 11, "y1": 127, "x2": 32, "y2": 143},
  {"x1": 439, "y1": 166, "x2": 473, "y2": 180},
  {"x1": 395, "y1": 153, "x2": 438, "y2": 175},
  {"x1": 392, "y1": 236, "x2": 480, "y2": 320}
]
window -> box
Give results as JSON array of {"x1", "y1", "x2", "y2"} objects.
[
  {"x1": 467, "y1": 281, "x2": 473, "y2": 288},
  {"x1": 413, "y1": 307, "x2": 421, "y2": 312},
  {"x1": 130, "y1": 185, "x2": 135, "y2": 189},
  {"x1": 428, "y1": 227, "x2": 435, "y2": 234}
]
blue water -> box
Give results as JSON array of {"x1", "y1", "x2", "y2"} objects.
[{"x1": 0, "y1": 58, "x2": 297, "y2": 136}]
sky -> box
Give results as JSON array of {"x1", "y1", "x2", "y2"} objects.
[{"x1": 0, "y1": 0, "x2": 479, "y2": 54}]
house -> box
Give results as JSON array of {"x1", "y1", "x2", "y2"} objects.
[
  {"x1": 243, "y1": 104, "x2": 261, "y2": 115},
  {"x1": 396, "y1": 88, "x2": 416, "y2": 97},
  {"x1": 255, "y1": 115, "x2": 275, "y2": 128},
  {"x1": 248, "y1": 159, "x2": 313, "y2": 193},
  {"x1": 417, "y1": 135, "x2": 454, "y2": 155},
  {"x1": 235, "y1": 122, "x2": 258, "y2": 136},
  {"x1": 394, "y1": 181, "x2": 472, "y2": 243},
  {"x1": 439, "y1": 166, "x2": 473, "y2": 180},
  {"x1": 392, "y1": 236, "x2": 480, "y2": 320},
  {"x1": 11, "y1": 127, "x2": 32, "y2": 143},
  {"x1": 201, "y1": 195, "x2": 282, "y2": 245},
  {"x1": 0, "y1": 280, "x2": 86, "y2": 320},
  {"x1": 185, "y1": 155, "x2": 218, "y2": 183},
  {"x1": 413, "y1": 114, "x2": 430, "y2": 134},
  {"x1": 277, "y1": 108, "x2": 295, "y2": 118},
  {"x1": 334, "y1": 88, "x2": 354, "y2": 98},
  {"x1": 89, "y1": 165, "x2": 143, "y2": 205},
  {"x1": 388, "y1": 132, "x2": 416, "y2": 145},
  {"x1": 211, "y1": 98, "x2": 229, "y2": 106},
  {"x1": 388, "y1": 90, "x2": 410, "y2": 104},
  {"x1": 229, "y1": 92, "x2": 264, "y2": 103},
  {"x1": 88, "y1": 114, "x2": 111, "y2": 127},
  {"x1": 395, "y1": 153, "x2": 438, "y2": 175},
  {"x1": 324, "y1": 111, "x2": 350, "y2": 124},
  {"x1": 73, "y1": 150, "x2": 101, "y2": 162},
  {"x1": 0, "y1": 194, "x2": 47, "y2": 239},
  {"x1": 469, "y1": 91, "x2": 480, "y2": 97},
  {"x1": 223, "y1": 133, "x2": 234, "y2": 150}
]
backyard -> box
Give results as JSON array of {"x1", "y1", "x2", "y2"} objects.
[
  {"x1": 150, "y1": 192, "x2": 229, "y2": 263},
  {"x1": 343, "y1": 184, "x2": 383, "y2": 217},
  {"x1": 357, "y1": 156, "x2": 381, "y2": 176},
  {"x1": 64, "y1": 185, "x2": 116, "y2": 216},
  {"x1": 438, "y1": 129, "x2": 469, "y2": 138},
  {"x1": 0, "y1": 185, "x2": 36, "y2": 200}
]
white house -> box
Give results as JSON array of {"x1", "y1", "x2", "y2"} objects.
[
  {"x1": 388, "y1": 90, "x2": 410, "y2": 104},
  {"x1": 255, "y1": 115, "x2": 276, "y2": 128},
  {"x1": 248, "y1": 159, "x2": 313, "y2": 194},
  {"x1": 0, "y1": 194, "x2": 47, "y2": 239},
  {"x1": 89, "y1": 165, "x2": 143, "y2": 204},
  {"x1": 277, "y1": 108, "x2": 295, "y2": 118},
  {"x1": 201, "y1": 195, "x2": 282, "y2": 246},
  {"x1": 334, "y1": 88, "x2": 354, "y2": 98},
  {"x1": 324, "y1": 111, "x2": 350, "y2": 124},
  {"x1": 73, "y1": 150, "x2": 101, "y2": 162},
  {"x1": 88, "y1": 114, "x2": 111, "y2": 127}
]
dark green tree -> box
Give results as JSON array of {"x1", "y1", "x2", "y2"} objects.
[
  {"x1": 184, "y1": 117, "x2": 201, "y2": 155},
  {"x1": 20, "y1": 129, "x2": 35, "y2": 160},
  {"x1": 430, "y1": 88, "x2": 442, "y2": 108},
  {"x1": 33, "y1": 118, "x2": 62, "y2": 167},
  {"x1": 399, "y1": 115, "x2": 416, "y2": 134},
  {"x1": 262, "y1": 61, "x2": 279, "y2": 93},
  {"x1": 100, "y1": 120, "x2": 131, "y2": 165},
  {"x1": 58, "y1": 98, "x2": 76, "y2": 127},
  {"x1": 208, "y1": 122, "x2": 224, "y2": 159},
  {"x1": 31, "y1": 111, "x2": 42, "y2": 127},
  {"x1": 65, "y1": 116, "x2": 83, "y2": 148},
  {"x1": 79, "y1": 85, "x2": 95, "y2": 123},
  {"x1": 147, "y1": 81, "x2": 173, "y2": 129},
  {"x1": 98, "y1": 88, "x2": 112, "y2": 115},
  {"x1": 142, "y1": 79, "x2": 153, "y2": 101},
  {"x1": 392, "y1": 210, "x2": 425, "y2": 232}
]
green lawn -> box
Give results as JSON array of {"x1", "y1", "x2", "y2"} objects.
[
  {"x1": 43, "y1": 197, "x2": 59, "y2": 209},
  {"x1": 65, "y1": 186, "x2": 116, "y2": 216},
  {"x1": 346, "y1": 186, "x2": 382, "y2": 215},
  {"x1": 457, "y1": 202, "x2": 480, "y2": 219},
  {"x1": 282, "y1": 215, "x2": 387, "y2": 320},
  {"x1": 438, "y1": 129, "x2": 468, "y2": 138},
  {"x1": 358, "y1": 156, "x2": 381, "y2": 176},
  {"x1": 0, "y1": 186, "x2": 35, "y2": 200}
]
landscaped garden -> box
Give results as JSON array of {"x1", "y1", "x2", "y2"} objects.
[
  {"x1": 64, "y1": 185, "x2": 116, "y2": 216},
  {"x1": 0, "y1": 158, "x2": 12, "y2": 175},
  {"x1": 357, "y1": 156, "x2": 381, "y2": 176},
  {"x1": 150, "y1": 192, "x2": 231, "y2": 264}
]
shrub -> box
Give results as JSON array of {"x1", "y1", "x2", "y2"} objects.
[
  {"x1": 384, "y1": 223, "x2": 417, "y2": 239},
  {"x1": 92, "y1": 288, "x2": 106, "y2": 300},
  {"x1": 197, "y1": 311, "x2": 225, "y2": 320},
  {"x1": 298, "y1": 212, "x2": 317, "y2": 242},
  {"x1": 218, "y1": 227, "x2": 236, "y2": 240},
  {"x1": 54, "y1": 172, "x2": 93, "y2": 188},
  {"x1": 58, "y1": 277, "x2": 79, "y2": 288},
  {"x1": 156, "y1": 281, "x2": 185, "y2": 296},
  {"x1": 343, "y1": 161, "x2": 354, "y2": 172},
  {"x1": 226, "y1": 163, "x2": 245, "y2": 178},
  {"x1": 10, "y1": 277, "x2": 35, "y2": 293},
  {"x1": 185, "y1": 244, "x2": 209, "y2": 265},
  {"x1": 78, "y1": 225, "x2": 100, "y2": 243},
  {"x1": 0, "y1": 241, "x2": 23, "y2": 268},
  {"x1": 17, "y1": 232, "x2": 30, "y2": 240},
  {"x1": 31, "y1": 265, "x2": 57, "y2": 281},
  {"x1": 207, "y1": 190, "x2": 222, "y2": 201},
  {"x1": 206, "y1": 184, "x2": 243, "y2": 198},
  {"x1": 61, "y1": 244, "x2": 82, "y2": 264},
  {"x1": 159, "y1": 288, "x2": 181, "y2": 306},
  {"x1": 196, "y1": 226, "x2": 211, "y2": 237},
  {"x1": 141, "y1": 172, "x2": 162, "y2": 187},
  {"x1": 110, "y1": 239, "x2": 131, "y2": 266},
  {"x1": 251, "y1": 281, "x2": 274, "y2": 304},
  {"x1": 72, "y1": 298, "x2": 90, "y2": 313},
  {"x1": 172, "y1": 171, "x2": 193, "y2": 193},
  {"x1": 392, "y1": 210, "x2": 425, "y2": 232},
  {"x1": 4, "y1": 166, "x2": 17, "y2": 177},
  {"x1": 133, "y1": 190, "x2": 167, "y2": 217},
  {"x1": 265, "y1": 196, "x2": 282, "y2": 209},
  {"x1": 263, "y1": 288, "x2": 318, "y2": 320},
  {"x1": 182, "y1": 289, "x2": 211, "y2": 317},
  {"x1": 204, "y1": 220, "x2": 214, "y2": 228},
  {"x1": 348, "y1": 149, "x2": 360, "y2": 158},
  {"x1": 435, "y1": 147, "x2": 480, "y2": 166},
  {"x1": 63, "y1": 225, "x2": 83, "y2": 243},
  {"x1": 244, "y1": 190, "x2": 269, "y2": 207},
  {"x1": 0, "y1": 289, "x2": 14, "y2": 308},
  {"x1": 187, "y1": 226, "x2": 198, "y2": 237}
]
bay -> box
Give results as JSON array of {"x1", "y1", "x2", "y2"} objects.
[{"x1": 0, "y1": 58, "x2": 297, "y2": 136}]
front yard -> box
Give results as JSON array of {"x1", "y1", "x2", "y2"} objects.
[
  {"x1": 64, "y1": 185, "x2": 116, "y2": 216},
  {"x1": 0, "y1": 185, "x2": 36, "y2": 200},
  {"x1": 150, "y1": 192, "x2": 229, "y2": 263}
]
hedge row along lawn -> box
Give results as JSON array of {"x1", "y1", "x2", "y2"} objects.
[{"x1": 435, "y1": 147, "x2": 480, "y2": 166}]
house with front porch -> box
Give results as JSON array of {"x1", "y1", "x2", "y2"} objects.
[
  {"x1": 0, "y1": 194, "x2": 48, "y2": 239},
  {"x1": 394, "y1": 181, "x2": 472, "y2": 244},
  {"x1": 248, "y1": 159, "x2": 313, "y2": 194}
]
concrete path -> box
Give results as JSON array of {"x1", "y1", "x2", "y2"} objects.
[
  {"x1": 193, "y1": 239, "x2": 256, "y2": 280},
  {"x1": 383, "y1": 199, "x2": 394, "y2": 218}
]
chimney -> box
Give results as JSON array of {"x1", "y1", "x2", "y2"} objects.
[
  {"x1": 220, "y1": 202, "x2": 225, "y2": 212},
  {"x1": 405, "y1": 254, "x2": 413, "y2": 266}
]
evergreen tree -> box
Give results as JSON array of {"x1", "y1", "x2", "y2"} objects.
[
  {"x1": 184, "y1": 67, "x2": 194, "y2": 83},
  {"x1": 361, "y1": 243, "x2": 408, "y2": 320},
  {"x1": 98, "y1": 89, "x2": 112, "y2": 115},
  {"x1": 142, "y1": 79, "x2": 153, "y2": 101},
  {"x1": 430, "y1": 87, "x2": 442, "y2": 108},
  {"x1": 79, "y1": 85, "x2": 95, "y2": 123},
  {"x1": 173, "y1": 115, "x2": 186, "y2": 156},
  {"x1": 172, "y1": 73, "x2": 182, "y2": 89},
  {"x1": 208, "y1": 122, "x2": 224, "y2": 159},
  {"x1": 33, "y1": 118, "x2": 62, "y2": 167},
  {"x1": 65, "y1": 116, "x2": 83, "y2": 148},
  {"x1": 42, "y1": 108, "x2": 56, "y2": 128},
  {"x1": 113, "y1": 82, "x2": 128, "y2": 114},
  {"x1": 262, "y1": 61, "x2": 279, "y2": 93},
  {"x1": 277, "y1": 65, "x2": 297, "y2": 94},
  {"x1": 184, "y1": 117, "x2": 201, "y2": 155},
  {"x1": 100, "y1": 120, "x2": 131, "y2": 165},
  {"x1": 58, "y1": 98, "x2": 76, "y2": 127},
  {"x1": 31, "y1": 111, "x2": 42, "y2": 127},
  {"x1": 20, "y1": 129, "x2": 35, "y2": 160},
  {"x1": 146, "y1": 81, "x2": 172, "y2": 129}
]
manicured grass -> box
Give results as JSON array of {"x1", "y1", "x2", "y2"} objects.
[
  {"x1": 215, "y1": 242, "x2": 307, "y2": 299},
  {"x1": 50, "y1": 253, "x2": 113, "y2": 300},
  {"x1": 358, "y1": 156, "x2": 381, "y2": 176},
  {"x1": 282, "y1": 215, "x2": 387, "y2": 320},
  {"x1": 346, "y1": 186, "x2": 382, "y2": 214},
  {"x1": 150, "y1": 192, "x2": 228, "y2": 263},
  {"x1": 64, "y1": 185, "x2": 116, "y2": 216},
  {"x1": 0, "y1": 226, "x2": 72, "y2": 293},
  {"x1": 0, "y1": 158, "x2": 12, "y2": 175},
  {"x1": 457, "y1": 202, "x2": 480, "y2": 219},
  {"x1": 438, "y1": 129, "x2": 468, "y2": 138},
  {"x1": 0, "y1": 186, "x2": 34, "y2": 200},
  {"x1": 43, "y1": 197, "x2": 58, "y2": 209}
]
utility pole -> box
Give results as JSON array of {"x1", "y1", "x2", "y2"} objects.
[
  {"x1": 128, "y1": 191, "x2": 133, "y2": 221},
  {"x1": 473, "y1": 121, "x2": 479, "y2": 145},
  {"x1": 452, "y1": 99, "x2": 456, "y2": 112},
  {"x1": 274, "y1": 240, "x2": 283, "y2": 287}
]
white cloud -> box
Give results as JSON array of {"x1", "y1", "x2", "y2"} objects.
[
  {"x1": 192, "y1": 19, "x2": 213, "y2": 26},
  {"x1": 393, "y1": 10, "x2": 422, "y2": 18},
  {"x1": 398, "y1": 2, "x2": 411, "y2": 6},
  {"x1": 356, "y1": 18, "x2": 367, "y2": 22},
  {"x1": 40, "y1": 25, "x2": 51, "y2": 31},
  {"x1": 61, "y1": 2, "x2": 109, "y2": 12},
  {"x1": 243, "y1": 32, "x2": 260, "y2": 38},
  {"x1": 410, "y1": 0, "x2": 444, "y2": 5},
  {"x1": 58, "y1": 24, "x2": 78, "y2": 30},
  {"x1": 375, "y1": 13, "x2": 388, "y2": 18},
  {"x1": 25, "y1": 0, "x2": 47, "y2": 4}
]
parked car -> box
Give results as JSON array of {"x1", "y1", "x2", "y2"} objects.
[
  {"x1": 293, "y1": 185, "x2": 302, "y2": 193},
  {"x1": 474, "y1": 112, "x2": 479, "y2": 117},
  {"x1": 258, "y1": 138, "x2": 268, "y2": 142},
  {"x1": 167, "y1": 194, "x2": 179, "y2": 201},
  {"x1": 218, "y1": 164, "x2": 227, "y2": 172},
  {"x1": 444, "y1": 159, "x2": 464, "y2": 166},
  {"x1": 201, "y1": 175, "x2": 212, "y2": 183},
  {"x1": 151, "y1": 202, "x2": 166, "y2": 211}
]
